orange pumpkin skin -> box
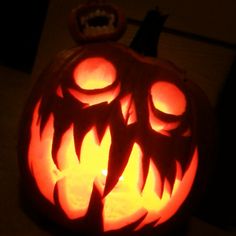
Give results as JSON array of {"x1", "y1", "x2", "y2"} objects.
[{"x1": 18, "y1": 42, "x2": 212, "y2": 235}]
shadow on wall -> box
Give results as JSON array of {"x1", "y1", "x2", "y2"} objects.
[
  {"x1": 0, "y1": 1, "x2": 49, "y2": 73},
  {"x1": 195, "y1": 57, "x2": 236, "y2": 230}
]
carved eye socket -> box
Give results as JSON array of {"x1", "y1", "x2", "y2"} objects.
[
  {"x1": 150, "y1": 81, "x2": 186, "y2": 116},
  {"x1": 149, "y1": 81, "x2": 187, "y2": 136},
  {"x1": 68, "y1": 57, "x2": 120, "y2": 106},
  {"x1": 74, "y1": 57, "x2": 116, "y2": 90}
]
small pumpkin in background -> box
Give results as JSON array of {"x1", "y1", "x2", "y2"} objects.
[
  {"x1": 18, "y1": 2, "x2": 214, "y2": 235},
  {"x1": 68, "y1": 0, "x2": 126, "y2": 43}
]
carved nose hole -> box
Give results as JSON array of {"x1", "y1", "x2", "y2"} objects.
[{"x1": 120, "y1": 94, "x2": 137, "y2": 125}]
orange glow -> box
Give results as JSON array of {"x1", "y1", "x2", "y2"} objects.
[
  {"x1": 120, "y1": 94, "x2": 137, "y2": 125},
  {"x1": 68, "y1": 82, "x2": 120, "y2": 106},
  {"x1": 135, "y1": 149, "x2": 198, "y2": 230},
  {"x1": 101, "y1": 143, "x2": 146, "y2": 231},
  {"x1": 56, "y1": 86, "x2": 63, "y2": 98},
  {"x1": 57, "y1": 125, "x2": 111, "y2": 219},
  {"x1": 182, "y1": 128, "x2": 191, "y2": 137},
  {"x1": 73, "y1": 57, "x2": 116, "y2": 90},
  {"x1": 29, "y1": 102, "x2": 111, "y2": 218},
  {"x1": 148, "y1": 100, "x2": 180, "y2": 136},
  {"x1": 154, "y1": 148, "x2": 198, "y2": 226},
  {"x1": 28, "y1": 101, "x2": 62, "y2": 204},
  {"x1": 28, "y1": 100, "x2": 198, "y2": 231},
  {"x1": 150, "y1": 81, "x2": 186, "y2": 116}
]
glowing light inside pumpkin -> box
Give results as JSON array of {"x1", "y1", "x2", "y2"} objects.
[
  {"x1": 69, "y1": 57, "x2": 120, "y2": 106},
  {"x1": 68, "y1": 82, "x2": 120, "y2": 106},
  {"x1": 148, "y1": 99, "x2": 181, "y2": 136},
  {"x1": 102, "y1": 169, "x2": 124, "y2": 181},
  {"x1": 28, "y1": 101, "x2": 62, "y2": 204},
  {"x1": 56, "y1": 86, "x2": 63, "y2": 98},
  {"x1": 120, "y1": 94, "x2": 137, "y2": 125},
  {"x1": 28, "y1": 101, "x2": 198, "y2": 231},
  {"x1": 150, "y1": 81, "x2": 186, "y2": 116},
  {"x1": 73, "y1": 57, "x2": 116, "y2": 90}
]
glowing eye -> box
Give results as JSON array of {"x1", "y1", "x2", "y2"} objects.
[
  {"x1": 150, "y1": 81, "x2": 186, "y2": 116},
  {"x1": 149, "y1": 81, "x2": 187, "y2": 136},
  {"x1": 73, "y1": 57, "x2": 116, "y2": 90},
  {"x1": 69, "y1": 57, "x2": 120, "y2": 106}
]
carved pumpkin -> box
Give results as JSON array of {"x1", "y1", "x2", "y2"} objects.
[
  {"x1": 18, "y1": 3, "x2": 213, "y2": 236},
  {"x1": 68, "y1": 1, "x2": 126, "y2": 43}
]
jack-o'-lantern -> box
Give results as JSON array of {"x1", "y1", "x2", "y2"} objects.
[{"x1": 18, "y1": 2, "x2": 213, "y2": 236}]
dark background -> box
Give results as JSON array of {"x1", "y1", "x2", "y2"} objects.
[{"x1": 0, "y1": 1, "x2": 49, "y2": 73}]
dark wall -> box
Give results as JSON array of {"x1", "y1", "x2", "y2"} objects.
[
  {"x1": 0, "y1": 1, "x2": 49, "y2": 73},
  {"x1": 195, "y1": 58, "x2": 236, "y2": 229}
]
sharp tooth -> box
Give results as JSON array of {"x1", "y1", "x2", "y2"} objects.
[
  {"x1": 108, "y1": 25, "x2": 115, "y2": 32},
  {"x1": 91, "y1": 26, "x2": 97, "y2": 36},
  {"x1": 84, "y1": 27, "x2": 92, "y2": 36},
  {"x1": 100, "y1": 10, "x2": 106, "y2": 16},
  {"x1": 88, "y1": 12, "x2": 95, "y2": 19},
  {"x1": 108, "y1": 20, "x2": 113, "y2": 27},
  {"x1": 110, "y1": 14, "x2": 115, "y2": 24},
  {"x1": 93, "y1": 27, "x2": 99, "y2": 35},
  {"x1": 96, "y1": 26, "x2": 103, "y2": 34},
  {"x1": 100, "y1": 26, "x2": 108, "y2": 34},
  {"x1": 84, "y1": 22, "x2": 89, "y2": 29},
  {"x1": 81, "y1": 16, "x2": 86, "y2": 25},
  {"x1": 95, "y1": 9, "x2": 101, "y2": 16}
]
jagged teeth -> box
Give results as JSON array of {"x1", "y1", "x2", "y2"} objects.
[
  {"x1": 81, "y1": 16, "x2": 86, "y2": 25},
  {"x1": 80, "y1": 9, "x2": 116, "y2": 36},
  {"x1": 110, "y1": 14, "x2": 115, "y2": 23},
  {"x1": 84, "y1": 25, "x2": 115, "y2": 36},
  {"x1": 80, "y1": 11, "x2": 115, "y2": 26},
  {"x1": 88, "y1": 9, "x2": 108, "y2": 18}
]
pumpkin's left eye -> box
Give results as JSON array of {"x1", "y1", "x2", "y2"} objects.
[
  {"x1": 74, "y1": 57, "x2": 116, "y2": 90},
  {"x1": 68, "y1": 57, "x2": 120, "y2": 106},
  {"x1": 148, "y1": 81, "x2": 187, "y2": 136}
]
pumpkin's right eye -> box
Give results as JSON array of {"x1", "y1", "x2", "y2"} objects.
[
  {"x1": 150, "y1": 81, "x2": 186, "y2": 116},
  {"x1": 148, "y1": 81, "x2": 187, "y2": 136}
]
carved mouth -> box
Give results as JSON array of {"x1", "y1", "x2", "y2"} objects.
[
  {"x1": 69, "y1": 3, "x2": 126, "y2": 42},
  {"x1": 28, "y1": 100, "x2": 198, "y2": 232},
  {"x1": 78, "y1": 8, "x2": 117, "y2": 36}
]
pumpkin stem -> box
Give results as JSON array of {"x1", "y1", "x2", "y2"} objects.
[{"x1": 129, "y1": 8, "x2": 167, "y2": 57}]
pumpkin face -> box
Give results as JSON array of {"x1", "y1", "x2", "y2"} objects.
[
  {"x1": 19, "y1": 42, "x2": 200, "y2": 234},
  {"x1": 69, "y1": 1, "x2": 126, "y2": 43}
]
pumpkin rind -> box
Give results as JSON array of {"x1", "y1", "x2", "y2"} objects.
[{"x1": 18, "y1": 42, "x2": 212, "y2": 235}]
